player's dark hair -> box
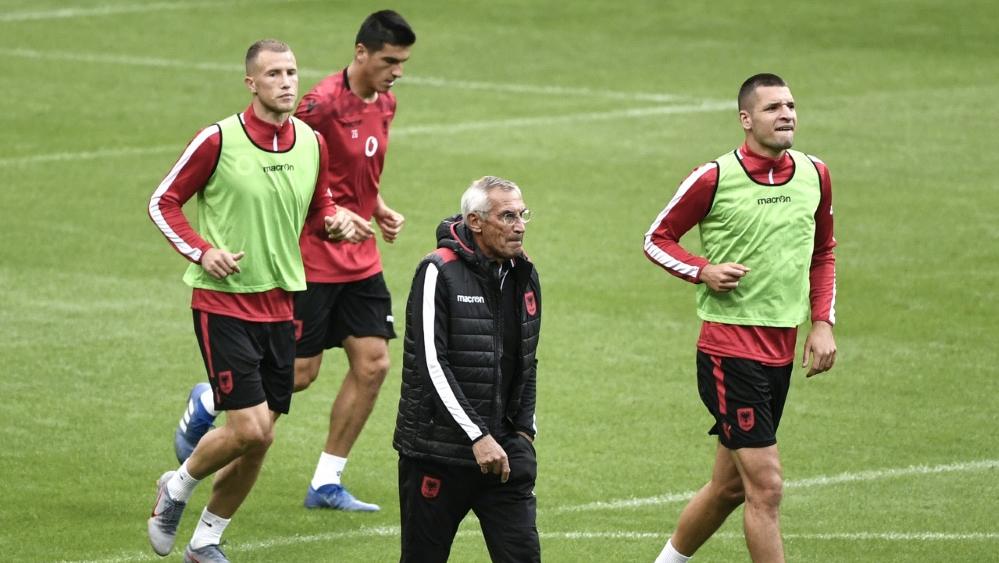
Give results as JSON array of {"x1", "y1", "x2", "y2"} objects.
[
  {"x1": 245, "y1": 39, "x2": 291, "y2": 73},
  {"x1": 355, "y1": 10, "x2": 416, "y2": 52},
  {"x1": 738, "y1": 73, "x2": 787, "y2": 110}
]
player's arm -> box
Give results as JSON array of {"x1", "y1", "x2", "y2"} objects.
[
  {"x1": 644, "y1": 163, "x2": 747, "y2": 291},
  {"x1": 148, "y1": 126, "x2": 243, "y2": 278},
  {"x1": 803, "y1": 159, "x2": 837, "y2": 377},
  {"x1": 306, "y1": 133, "x2": 370, "y2": 244},
  {"x1": 373, "y1": 194, "x2": 405, "y2": 243}
]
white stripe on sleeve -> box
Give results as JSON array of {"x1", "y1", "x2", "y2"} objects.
[
  {"x1": 828, "y1": 268, "x2": 837, "y2": 325},
  {"x1": 642, "y1": 162, "x2": 716, "y2": 278},
  {"x1": 422, "y1": 263, "x2": 484, "y2": 441},
  {"x1": 148, "y1": 125, "x2": 219, "y2": 262}
]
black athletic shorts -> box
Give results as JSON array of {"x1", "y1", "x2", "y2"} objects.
[
  {"x1": 696, "y1": 350, "x2": 792, "y2": 449},
  {"x1": 293, "y1": 272, "x2": 397, "y2": 358},
  {"x1": 192, "y1": 310, "x2": 295, "y2": 414}
]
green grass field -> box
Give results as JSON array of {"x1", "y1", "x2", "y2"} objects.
[{"x1": 2, "y1": 0, "x2": 997, "y2": 561}]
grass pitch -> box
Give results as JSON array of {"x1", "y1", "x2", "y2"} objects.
[{"x1": 1, "y1": 1, "x2": 997, "y2": 561}]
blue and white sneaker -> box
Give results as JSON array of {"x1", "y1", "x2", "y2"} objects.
[
  {"x1": 174, "y1": 382, "x2": 216, "y2": 463},
  {"x1": 304, "y1": 484, "x2": 381, "y2": 512}
]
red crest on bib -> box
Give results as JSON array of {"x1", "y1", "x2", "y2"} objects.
[{"x1": 524, "y1": 291, "x2": 537, "y2": 316}]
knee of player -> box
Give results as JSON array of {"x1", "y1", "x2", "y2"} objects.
[
  {"x1": 748, "y1": 476, "x2": 784, "y2": 509},
  {"x1": 233, "y1": 424, "x2": 274, "y2": 452},
  {"x1": 293, "y1": 373, "x2": 315, "y2": 392},
  {"x1": 356, "y1": 355, "x2": 390, "y2": 386},
  {"x1": 714, "y1": 479, "x2": 746, "y2": 507},
  {"x1": 294, "y1": 361, "x2": 321, "y2": 392}
]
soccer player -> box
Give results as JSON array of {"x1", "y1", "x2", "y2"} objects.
[
  {"x1": 146, "y1": 40, "x2": 358, "y2": 562},
  {"x1": 643, "y1": 73, "x2": 837, "y2": 563},
  {"x1": 172, "y1": 10, "x2": 416, "y2": 512}
]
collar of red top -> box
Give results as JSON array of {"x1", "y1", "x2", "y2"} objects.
[
  {"x1": 737, "y1": 142, "x2": 793, "y2": 176},
  {"x1": 240, "y1": 103, "x2": 296, "y2": 151}
]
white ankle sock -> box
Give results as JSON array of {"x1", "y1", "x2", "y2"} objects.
[
  {"x1": 199, "y1": 388, "x2": 217, "y2": 417},
  {"x1": 167, "y1": 460, "x2": 201, "y2": 502},
  {"x1": 655, "y1": 539, "x2": 691, "y2": 563},
  {"x1": 311, "y1": 452, "x2": 347, "y2": 489},
  {"x1": 190, "y1": 508, "x2": 230, "y2": 549}
]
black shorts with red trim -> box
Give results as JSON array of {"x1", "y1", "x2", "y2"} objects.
[
  {"x1": 192, "y1": 310, "x2": 295, "y2": 414},
  {"x1": 696, "y1": 350, "x2": 792, "y2": 449},
  {"x1": 293, "y1": 273, "x2": 397, "y2": 358}
]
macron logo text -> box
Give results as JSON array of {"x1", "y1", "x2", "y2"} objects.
[
  {"x1": 262, "y1": 163, "x2": 295, "y2": 173},
  {"x1": 457, "y1": 295, "x2": 485, "y2": 304},
  {"x1": 757, "y1": 195, "x2": 791, "y2": 205}
]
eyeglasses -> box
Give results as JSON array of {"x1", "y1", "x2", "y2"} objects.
[{"x1": 492, "y1": 209, "x2": 532, "y2": 225}]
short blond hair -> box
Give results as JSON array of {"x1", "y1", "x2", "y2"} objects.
[{"x1": 245, "y1": 39, "x2": 291, "y2": 74}]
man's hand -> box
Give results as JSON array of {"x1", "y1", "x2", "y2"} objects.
[
  {"x1": 472, "y1": 434, "x2": 510, "y2": 483},
  {"x1": 200, "y1": 248, "x2": 244, "y2": 280},
  {"x1": 802, "y1": 320, "x2": 836, "y2": 377},
  {"x1": 699, "y1": 262, "x2": 750, "y2": 292},
  {"x1": 373, "y1": 202, "x2": 405, "y2": 243},
  {"x1": 324, "y1": 208, "x2": 373, "y2": 243}
]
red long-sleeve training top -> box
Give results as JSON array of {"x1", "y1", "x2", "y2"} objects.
[
  {"x1": 149, "y1": 104, "x2": 338, "y2": 322},
  {"x1": 643, "y1": 143, "x2": 836, "y2": 365}
]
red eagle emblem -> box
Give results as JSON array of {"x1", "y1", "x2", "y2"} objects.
[
  {"x1": 217, "y1": 370, "x2": 233, "y2": 395},
  {"x1": 421, "y1": 475, "x2": 441, "y2": 499},
  {"x1": 737, "y1": 407, "x2": 755, "y2": 432},
  {"x1": 524, "y1": 291, "x2": 537, "y2": 316}
]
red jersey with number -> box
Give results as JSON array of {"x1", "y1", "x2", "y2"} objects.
[
  {"x1": 643, "y1": 143, "x2": 837, "y2": 365},
  {"x1": 295, "y1": 69, "x2": 396, "y2": 283}
]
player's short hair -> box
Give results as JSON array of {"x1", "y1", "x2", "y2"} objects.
[
  {"x1": 356, "y1": 10, "x2": 416, "y2": 52},
  {"x1": 461, "y1": 176, "x2": 522, "y2": 221},
  {"x1": 738, "y1": 73, "x2": 787, "y2": 110},
  {"x1": 245, "y1": 39, "x2": 291, "y2": 74}
]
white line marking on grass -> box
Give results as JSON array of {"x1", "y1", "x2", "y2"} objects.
[
  {"x1": 69, "y1": 528, "x2": 999, "y2": 562},
  {"x1": 558, "y1": 458, "x2": 999, "y2": 513},
  {"x1": 0, "y1": 47, "x2": 703, "y2": 104},
  {"x1": 778, "y1": 532, "x2": 999, "y2": 541},
  {"x1": 61, "y1": 526, "x2": 402, "y2": 563},
  {"x1": 0, "y1": 1, "x2": 310, "y2": 22},
  {"x1": 0, "y1": 145, "x2": 180, "y2": 166},
  {"x1": 391, "y1": 102, "x2": 732, "y2": 137},
  {"x1": 68, "y1": 458, "x2": 998, "y2": 561},
  {"x1": 533, "y1": 531, "x2": 999, "y2": 542},
  {"x1": 0, "y1": 47, "x2": 242, "y2": 72},
  {"x1": 68, "y1": 528, "x2": 999, "y2": 562},
  {"x1": 0, "y1": 103, "x2": 730, "y2": 167},
  {"x1": 0, "y1": 2, "x2": 223, "y2": 22},
  {"x1": 402, "y1": 75, "x2": 683, "y2": 103}
]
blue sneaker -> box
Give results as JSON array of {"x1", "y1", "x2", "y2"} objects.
[
  {"x1": 174, "y1": 383, "x2": 216, "y2": 463},
  {"x1": 304, "y1": 484, "x2": 381, "y2": 512}
]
